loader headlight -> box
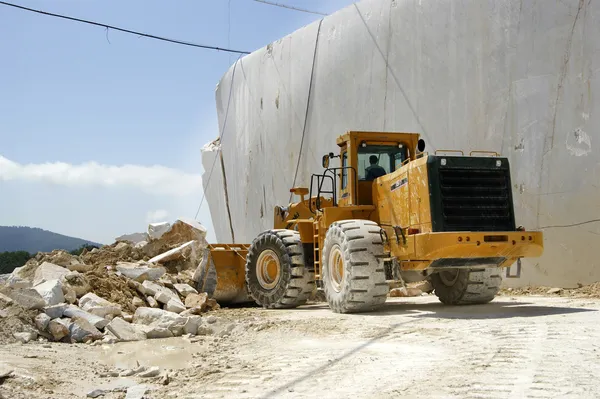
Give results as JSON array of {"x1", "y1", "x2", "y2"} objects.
[
  {"x1": 496, "y1": 160, "x2": 502, "y2": 167},
  {"x1": 441, "y1": 158, "x2": 447, "y2": 166}
]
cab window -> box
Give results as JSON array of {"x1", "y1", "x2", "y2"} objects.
[{"x1": 358, "y1": 144, "x2": 407, "y2": 181}]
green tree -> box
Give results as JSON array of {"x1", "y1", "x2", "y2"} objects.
[{"x1": 0, "y1": 251, "x2": 33, "y2": 274}]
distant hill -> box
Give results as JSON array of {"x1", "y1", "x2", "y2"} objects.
[{"x1": 0, "y1": 226, "x2": 103, "y2": 254}]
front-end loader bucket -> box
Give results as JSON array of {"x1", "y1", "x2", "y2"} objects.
[{"x1": 194, "y1": 244, "x2": 253, "y2": 305}]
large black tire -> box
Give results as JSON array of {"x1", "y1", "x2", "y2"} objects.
[
  {"x1": 322, "y1": 220, "x2": 389, "y2": 313},
  {"x1": 245, "y1": 229, "x2": 315, "y2": 309},
  {"x1": 431, "y1": 267, "x2": 502, "y2": 305}
]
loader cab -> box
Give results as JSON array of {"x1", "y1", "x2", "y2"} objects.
[{"x1": 336, "y1": 131, "x2": 423, "y2": 207}]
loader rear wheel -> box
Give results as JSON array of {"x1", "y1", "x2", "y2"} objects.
[
  {"x1": 431, "y1": 267, "x2": 502, "y2": 305},
  {"x1": 245, "y1": 229, "x2": 315, "y2": 309},
  {"x1": 322, "y1": 220, "x2": 389, "y2": 313}
]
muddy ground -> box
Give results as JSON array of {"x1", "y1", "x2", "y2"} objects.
[{"x1": 2, "y1": 294, "x2": 600, "y2": 399}]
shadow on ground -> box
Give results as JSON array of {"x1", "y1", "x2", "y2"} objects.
[{"x1": 319, "y1": 299, "x2": 596, "y2": 320}]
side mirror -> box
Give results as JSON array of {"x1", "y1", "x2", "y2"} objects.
[
  {"x1": 417, "y1": 139, "x2": 426, "y2": 152},
  {"x1": 322, "y1": 154, "x2": 330, "y2": 169}
]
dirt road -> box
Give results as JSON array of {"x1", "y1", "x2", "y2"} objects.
[{"x1": 2, "y1": 295, "x2": 600, "y2": 398}]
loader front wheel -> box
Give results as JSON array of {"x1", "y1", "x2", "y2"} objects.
[
  {"x1": 245, "y1": 229, "x2": 315, "y2": 309},
  {"x1": 322, "y1": 220, "x2": 389, "y2": 313},
  {"x1": 431, "y1": 267, "x2": 502, "y2": 305}
]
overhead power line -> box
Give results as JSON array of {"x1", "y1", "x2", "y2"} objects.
[
  {"x1": 251, "y1": 0, "x2": 328, "y2": 16},
  {"x1": 0, "y1": 1, "x2": 251, "y2": 54}
]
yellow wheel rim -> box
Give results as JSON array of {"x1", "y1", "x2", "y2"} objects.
[
  {"x1": 256, "y1": 249, "x2": 281, "y2": 290},
  {"x1": 328, "y1": 245, "x2": 344, "y2": 293}
]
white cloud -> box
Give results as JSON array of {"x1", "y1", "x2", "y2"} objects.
[
  {"x1": 0, "y1": 156, "x2": 202, "y2": 196},
  {"x1": 146, "y1": 209, "x2": 169, "y2": 223}
]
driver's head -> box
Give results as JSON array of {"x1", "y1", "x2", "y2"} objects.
[{"x1": 369, "y1": 155, "x2": 378, "y2": 165}]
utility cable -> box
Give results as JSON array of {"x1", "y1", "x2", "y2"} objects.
[
  {"x1": 251, "y1": 0, "x2": 328, "y2": 16},
  {"x1": 194, "y1": 55, "x2": 243, "y2": 220},
  {"x1": 0, "y1": 1, "x2": 251, "y2": 54},
  {"x1": 539, "y1": 218, "x2": 600, "y2": 230}
]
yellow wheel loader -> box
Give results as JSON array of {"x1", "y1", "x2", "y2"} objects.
[{"x1": 195, "y1": 131, "x2": 544, "y2": 313}]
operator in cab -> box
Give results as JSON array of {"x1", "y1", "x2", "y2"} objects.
[{"x1": 365, "y1": 155, "x2": 387, "y2": 181}]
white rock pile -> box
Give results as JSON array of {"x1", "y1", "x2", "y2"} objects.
[{"x1": 0, "y1": 219, "x2": 221, "y2": 344}]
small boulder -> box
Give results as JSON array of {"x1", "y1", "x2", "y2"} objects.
[
  {"x1": 127, "y1": 280, "x2": 146, "y2": 295},
  {"x1": 132, "y1": 297, "x2": 145, "y2": 308},
  {"x1": 148, "y1": 222, "x2": 171, "y2": 240},
  {"x1": 185, "y1": 293, "x2": 208, "y2": 309},
  {"x1": 116, "y1": 262, "x2": 166, "y2": 282},
  {"x1": 126, "y1": 384, "x2": 151, "y2": 399},
  {"x1": 44, "y1": 303, "x2": 68, "y2": 319},
  {"x1": 34, "y1": 279, "x2": 65, "y2": 306},
  {"x1": 137, "y1": 367, "x2": 160, "y2": 378},
  {"x1": 87, "y1": 389, "x2": 109, "y2": 398},
  {"x1": 547, "y1": 287, "x2": 562, "y2": 295},
  {"x1": 48, "y1": 318, "x2": 70, "y2": 340},
  {"x1": 106, "y1": 317, "x2": 147, "y2": 342},
  {"x1": 69, "y1": 317, "x2": 103, "y2": 343},
  {"x1": 141, "y1": 281, "x2": 168, "y2": 296},
  {"x1": 63, "y1": 305, "x2": 108, "y2": 329},
  {"x1": 183, "y1": 316, "x2": 202, "y2": 335},
  {"x1": 155, "y1": 290, "x2": 181, "y2": 305},
  {"x1": 165, "y1": 299, "x2": 185, "y2": 314},
  {"x1": 180, "y1": 307, "x2": 202, "y2": 317},
  {"x1": 79, "y1": 293, "x2": 122, "y2": 318},
  {"x1": 173, "y1": 283, "x2": 197, "y2": 298},
  {"x1": 34, "y1": 313, "x2": 52, "y2": 331},
  {"x1": 13, "y1": 331, "x2": 38, "y2": 343},
  {"x1": 147, "y1": 296, "x2": 159, "y2": 308},
  {"x1": 6, "y1": 288, "x2": 45, "y2": 310},
  {"x1": 63, "y1": 285, "x2": 77, "y2": 304}
]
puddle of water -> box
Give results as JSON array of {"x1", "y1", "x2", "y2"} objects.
[{"x1": 98, "y1": 337, "x2": 204, "y2": 370}]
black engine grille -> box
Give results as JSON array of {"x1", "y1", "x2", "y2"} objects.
[
  {"x1": 439, "y1": 168, "x2": 513, "y2": 231},
  {"x1": 427, "y1": 156, "x2": 516, "y2": 232}
]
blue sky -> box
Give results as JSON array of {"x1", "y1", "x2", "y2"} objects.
[{"x1": 0, "y1": 0, "x2": 353, "y2": 244}]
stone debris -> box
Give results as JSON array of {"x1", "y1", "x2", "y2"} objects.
[
  {"x1": 174, "y1": 283, "x2": 198, "y2": 297},
  {"x1": 126, "y1": 384, "x2": 151, "y2": 399},
  {"x1": 69, "y1": 317, "x2": 103, "y2": 343},
  {"x1": 389, "y1": 287, "x2": 423, "y2": 297},
  {"x1": 87, "y1": 389, "x2": 109, "y2": 398},
  {"x1": 48, "y1": 318, "x2": 70, "y2": 340},
  {"x1": 79, "y1": 293, "x2": 122, "y2": 318},
  {"x1": 0, "y1": 218, "x2": 219, "y2": 344},
  {"x1": 116, "y1": 262, "x2": 166, "y2": 282},
  {"x1": 33, "y1": 279, "x2": 65, "y2": 306},
  {"x1": 148, "y1": 240, "x2": 195, "y2": 264},
  {"x1": 0, "y1": 292, "x2": 14, "y2": 306},
  {"x1": 132, "y1": 297, "x2": 145, "y2": 308},
  {"x1": 106, "y1": 317, "x2": 147, "y2": 341},
  {"x1": 44, "y1": 303, "x2": 68, "y2": 319},
  {"x1": 137, "y1": 366, "x2": 160, "y2": 378},
  {"x1": 165, "y1": 299, "x2": 186, "y2": 313},
  {"x1": 33, "y1": 262, "x2": 70, "y2": 286},
  {"x1": 34, "y1": 313, "x2": 51, "y2": 331},
  {"x1": 63, "y1": 305, "x2": 108, "y2": 329},
  {"x1": 147, "y1": 296, "x2": 159, "y2": 308},
  {"x1": 185, "y1": 292, "x2": 208, "y2": 309},
  {"x1": 547, "y1": 287, "x2": 562, "y2": 294},
  {"x1": 13, "y1": 331, "x2": 38, "y2": 343},
  {"x1": 5, "y1": 288, "x2": 46, "y2": 310},
  {"x1": 148, "y1": 222, "x2": 171, "y2": 240}
]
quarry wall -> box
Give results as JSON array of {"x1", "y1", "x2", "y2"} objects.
[{"x1": 201, "y1": 0, "x2": 600, "y2": 288}]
